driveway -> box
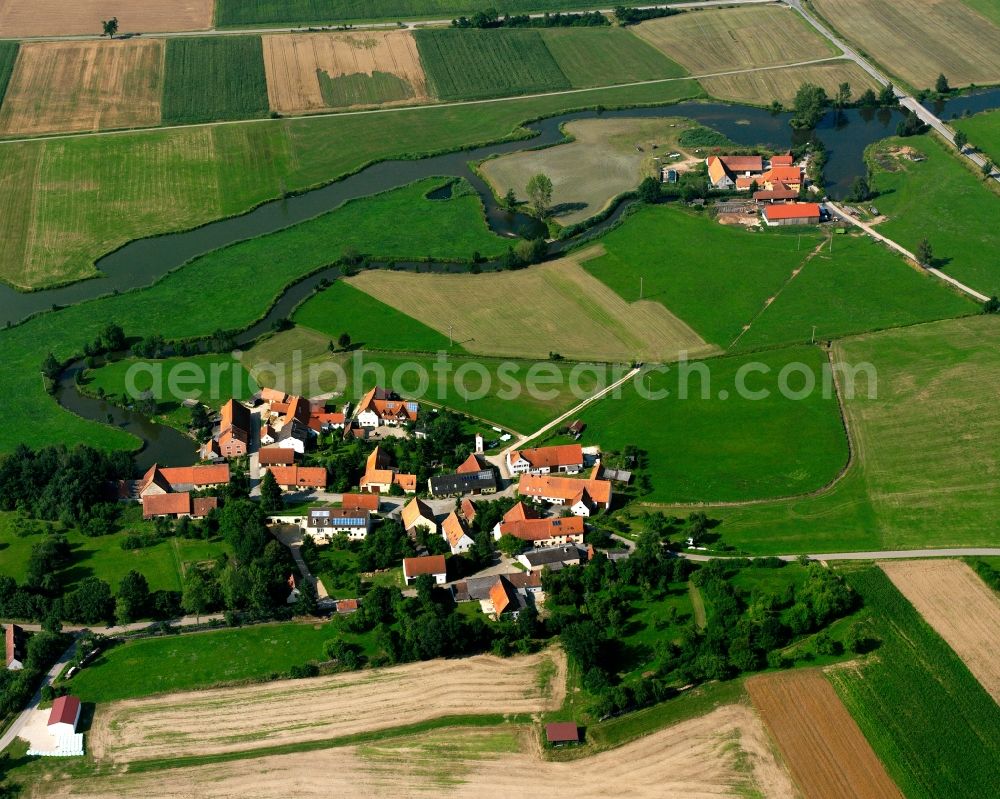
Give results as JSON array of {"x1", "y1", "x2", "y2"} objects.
[{"x1": 0, "y1": 639, "x2": 77, "y2": 754}]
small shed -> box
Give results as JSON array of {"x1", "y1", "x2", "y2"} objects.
[
  {"x1": 48, "y1": 696, "x2": 82, "y2": 736},
  {"x1": 545, "y1": 721, "x2": 581, "y2": 747}
]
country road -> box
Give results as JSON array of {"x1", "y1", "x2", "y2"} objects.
[{"x1": 682, "y1": 547, "x2": 1000, "y2": 562}]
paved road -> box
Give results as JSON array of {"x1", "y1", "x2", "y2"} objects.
[
  {"x1": 1, "y1": 614, "x2": 226, "y2": 635},
  {"x1": 825, "y1": 201, "x2": 990, "y2": 302},
  {"x1": 682, "y1": 547, "x2": 1000, "y2": 562},
  {"x1": 0, "y1": 639, "x2": 77, "y2": 754},
  {"x1": 784, "y1": 0, "x2": 998, "y2": 184},
  {"x1": 4, "y1": 0, "x2": 776, "y2": 43}
]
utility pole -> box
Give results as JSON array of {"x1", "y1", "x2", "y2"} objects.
[
  {"x1": 449, "y1": 324, "x2": 453, "y2": 348},
  {"x1": 640, "y1": 276, "x2": 644, "y2": 299},
  {"x1": 811, "y1": 325, "x2": 817, "y2": 344}
]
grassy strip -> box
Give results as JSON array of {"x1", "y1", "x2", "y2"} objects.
[
  {"x1": 827, "y1": 567, "x2": 1000, "y2": 799},
  {"x1": 0, "y1": 41, "x2": 19, "y2": 106},
  {"x1": 162, "y1": 36, "x2": 270, "y2": 124},
  {"x1": 953, "y1": 108, "x2": 1000, "y2": 172}
]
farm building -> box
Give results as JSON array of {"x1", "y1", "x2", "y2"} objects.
[
  {"x1": 507, "y1": 444, "x2": 584, "y2": 475},
  {"x1": 495, "y1": 506, "x2": 586, "y2": 548},
  {"x1": 342, "y1": 493, "x2": 381, "y2": 512},
  {"x1": 356, "y1": 387, "x2": 419, "y2": 428},
  {"x1": 461, "y1": 497, "x2": 477, "y2": 524},
  {"x1": 306, "y1": 509, "x2": 372, "y2": 541},
  {"x1": 268, "y1": 465, "x2": 327, "y2": 491},
  {"x1": 403, "y1": 555, "x2": 447, "y2": 585},
  {"x1": 516, "y1": 471, "x2": 612, "y2": 516},
  {"x1": 518, "y1": 544, "x2": 588, "y2": 572},
  {"x1": 138, "y1": 464, "x2": 230, "y2": 497},
  {"x1": 48, "y1": 696, "x2": 81, "y2": 736},
  {"x1": 401, "y1": 497, "x2": 437, "y2": 536},
  {"x1": 441, "y1": 511, "x2": 475, "y2": 555},
  {"x1": 5, "y1": 623, "x2": 26, "y2": 670},
  {"x1": 760, "y1": 165, "x2": 803, "y2": 191},
  {"x1": 27, "y1": 695, "x2": 85, "y2": 758},
  {"x1": 487, "y1": 576, "x2": 527, "y2": 620},
  {"x1": 258, "y1": 447, "x2": 297, "y2": 468},
  {"x1": 456, "y1": 453, "x2": 490, "y2": 474},
  {"x1": 217, "y1": 399, "x2": 253, "y2": 458},
  {"x1": 763, "y1": 202, "x2": 823, "y2": 226},
  {"x1": 706, "y1": 155, "x2": 764, "y2": 190},
  {"x1": 428, "y1": 467, "x2": 498, "y2": 497},
  {"x1": 753, "y1": 187, "x2": 799, "y2": 203},
  {"x1": 359, "y1": 447, "x2": 417, "y2": 494},
  {"x1": 142, "y1": 492, "x2": 219, "y2": 520},
  {"x1": 545, "y1": 722, "x2": 581, "y2": 746},
  {"x1": 451, "y1": 571, "x2": 542, "y2": 603}
]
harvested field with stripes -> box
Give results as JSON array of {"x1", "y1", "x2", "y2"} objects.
[
  {"x1": 0, "y1": 0, "x2": 212, "y2": 38},
  {"x1": 89, "y1": 649, "x2": 565, "y2": 764},
  {"x1": 346, "y1": 245, "x2": 718, "y2": 362},
  {"x1": 633, "y1": 5, "x2": 836, "y2": 75},
  {"x1": 881, "y1": 559, "x2": 1000, "y2": 702},
  {"x1": 813, "y1": 0, "x2": 1000, "y2": 87},
  {"x1": 699, "y1": 59, "x2": 879, "y2": 105},
  {"x1": 0, "y1": 40, "x2": 163, "y2": 136},
  {"x1": 45, "y1": 705, "x2": 796, "y2": 798},
  {"x1": 263, "y1": 31, "x2": 430, "y2": 113},
  {"x1": 748, "y1": 670, "x2": 902, "y2": 799}
]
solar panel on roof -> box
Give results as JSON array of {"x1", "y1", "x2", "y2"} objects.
[
  {"x1": 406, "y1": 402, "x2": 418, "y2": 411},
  {"x1": 313, "y1": 510, "x2": 330, "y2": 517}
]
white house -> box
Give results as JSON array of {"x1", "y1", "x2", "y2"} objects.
[
  {"x1": 401, "y1": 497, "x2": 437, "y2": 536},
  {"x1": 5, "y1": 624, "x2": 26, "y2": 670},
  {"x1": 403, "y1": 555, "x2": 447, "y2": 585},
  {"x1": 441, "y1": 511, "x2": 475, "y2": 555},
  {"x1": 306, "y1": 509, "x2": 373, "y2": 541},
  {"x1": 506, "y1": 444, "x2": 584, "y2": 476}
]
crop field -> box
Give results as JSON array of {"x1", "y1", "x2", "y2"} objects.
[
  {"x1": 0, "y1": 0, "x2": 213, "y2": 38},
  {"x1": 89, "y1": 650, "x2": 566, "y2": 763},
  {"x1": 633, "y1": 6, "x2": 836, "y2": 75},
  {"x1": 541, "y1": 345, "x2": 849, "y2": 503},
  {"x1": 699, "y1": 59, "x2": 879, "y2": 105},
  {"x1": 813, "y1": 0, "x2": 1000, "y2": 88},
  {"x1": 663, "y1": 314, "x2": 1000, "y2": 553},
  {"x1": 828, "y1": 568, "x2": 1000, "y2": 799},
  {"x1": 161, "y1": 36, "x2": 270, "y2": 124},
  {"x1": 0, "y1": 511, "x2": 227, "y2": 594},
  {"x1": 0, "y1": 42, "x2": 18, "y2": 104},
  {"x1": 0, "y1": 77, "x2": 701, "y2": 291},
  {"x1": 416, "y1": 29, "x2": 570, "y2": 101},
  {"x1": 0, "y1": 40, "x2": 163, "y2": 137},
  {"x1": 953, "y1": 109, "x2": 1000, "y2": 175},
  {"x1": 346, "y1": 245, "x2": 716, "y2": 363},
  {"x1": 539, "y1": 27, "x2": 687, "y2": 88},
  {"x1": 40, "y1": 705, "x2": 795, "y2": 798},
  {"x1": 244, "y1": 325, "x2": 606, "y2": 434},
  {"x1": 293, "y1": 281, "x2": 454, "y2": 352},
  {"x1": 480, "y1": 116, "x2": 700, "y2": 225},
  {"x1": 262, "y1": 31, "x2": 430, "y2": 113},
  {"x1": 868, "y1": 136, "x2": 1000, "y2": 298},
  {"x1": 747, "y1": 670, "x2": 902, "y2": 799},
  {"x1": 881, "y1": 560, "x2": 1000, "y2": 702},
  {"x1": 734, "y1": 233, "x2": 975, "y2": 350}
]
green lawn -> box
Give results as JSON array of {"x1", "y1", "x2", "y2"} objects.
[
  {"x1": 161, "y1": 36, "x2": 270, "y2": 124},
  {"x1": 542, "y1": 345, "x2": 849, "y2": 503},
  {"x1": 540, "y1": 28, "x2": 687, "y2": 88},
  {"x1": 734, "y1": 233, "x2": 976, "y2": 350},
  {"x1": 0, "y1": 511, "x2": 228, "y2": 594},
  {"x1": 827, "y1": 567, "x2": 1000, "y2": 799},
  {"x1": 953, "y1": 108, "x2": 1000, "y2": 171},
  {"x1": 664, "y1": 315, "x2": 1000, "y2": 553},
  {"x1": 244, "y1": 325, "x2": 604, "y2": 433},
  {"x1": 67, "y1": 622, "x2": 336, "y2": 702},
  {"x1": 0, "y1": 42, "x2": 18, "y2": 105},
  {"x1": 583, "y1": 205, "x2": 824, "y2": 348},
  {"x1": 868, "y1": 135, "x2": 1000, "y2": 297},
  {"x1": 295, "y1": 282, "x2": 456, "y2": 352},
  {"x1": 614, "y1": 582, "x2": 693, "y2": 681},
  {"x1": 0, "y1": 77, "x2": 701, "y2": 290},
  {"x1": 416, "y1": 29, "x2": 570, "y2": 101},
  {"x1": 215, "y1": 0, "x2": 615, "y2": 26}
]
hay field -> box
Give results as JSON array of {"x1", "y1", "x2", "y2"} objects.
[
  {"x1": 46, "y1": 706, "x2": 796, "y2": 798},
  {"x1": 346, "y1": 246, "x2": 717, "y2": 363},
  {"x1": 0, "y1": 0, "x2": 212, "y2": 38},
  {"x1": 748, "y1": 670, "x2": 902, "y2": 799},
  {"x1": 481, "y1": 116, "x2": 698, "y2": 225},
  {"x1": 881, "y1": 560, "x2": 1000, "y2": 702},
  {"x1": 812, "y1": 0, "x2": 1000, "y2": 87},
  {"x1": 90, "y1": 650, "x2": 565, "y2": 764},
  {"x1": 700, "y1": 59, "x2": 879, "y2": 105},
  {"x1": 0, "y1": 41, "x2": 163, "y2": 136},
  {"x1": 263, "y1": 31, "x2": 430, "y2": 113},
  {"x1": 633, "y1": 5, "x2": 836, "y2": 75}
]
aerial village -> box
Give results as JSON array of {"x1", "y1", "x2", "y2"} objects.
[{"x1": 133, "y1": 386, "x2": 627, "y2": 623}]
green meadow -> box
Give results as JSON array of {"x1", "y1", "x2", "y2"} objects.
[
  {"x1": 953, "y1": 108, "x2": 1000, "y2": 169},
  {"x1": 0, "y1": 42, "x2": 18, "y2": 105},
  {"x1": 868, "y1": 135, "x2": 1000, "y2": 297},
  {"x1": 540, "y1": 27, "x2": 687, "y2": 88}
]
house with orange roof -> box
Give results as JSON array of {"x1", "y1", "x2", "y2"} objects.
[
  {"x1": 356, "y1": 387, "x2": 419, "y2": 428},
  {"x1": 142, "y1": 492, "x2": 194, "y2": 519},
  {"x1": 216, "y1": 399, "x2": 252, "y2": 458},
  {"x1": 342, "y1": 493, "x2": 380, "y2": 513},
  {"x1": 706, "y1": 155, "x2": 764, "y2": 189},
  {"x1": 359, "y1": 446, "x2": 416, "y2": 494},
  {"x1": 760, "y1": 165, "x2": 803, "y2": 191},
  {"x1": 402, "y1": 554, "x2": 447, "y2": 585},
  {"x1": 493, "y1": 508, "x2": 585, "y2": 548},
  {"x1": 138, "y1": 464, "x2": 229, "y2": 497},
  {"x1": 769, "y1": 153, "x2": 794, "y2": 168},
  {"x1": 507, "y1": 444, "x2": 584, "y2": 476},
  {"x1": 762, "y1": 202, "x2": 822, "y2": 227},
  {"x1": 401, "y1": 497, "x2": 437, "y2": 536},
  {"x1": 258, "y1": 447, "x2": 296, "y2": 468},
  {"x1": 268, "y1": 465, "x2": 327, "y2": 491},
  {"x1": 460, "y1": 497, "x2": 477, "y2": 524},
  {"x1": 456, "y1": 453, "x2": 489, "y2": 474},
  {"x1": 486, "y1": 576, "x2": 527, "y2": 619},
  {"x1": 516, "y1": 474, "x2": 612, "y2": 517},
  {"x1": 441, "y1": 511, "x2": 475, "y2": 554}
]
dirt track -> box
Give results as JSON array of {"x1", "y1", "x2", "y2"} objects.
[
  {"x1": 0, "y1": 40, "x2": 163, "y2": 135},
  {"x1": 89, "y1": 649, "x2": 565, "y2": 764},
  {"x1": 881, "y1": 559, "x2": 1000, "y2": 701},
  {"x1": 0, "y1": 0, "x2": 212, "y2": 38},
  {"x1": 263, "y1": 31, "x2": 429, "y2": 113},
  {"x1": 42, "y1": 705, "x2": 796, "y2": 798},
  {"x1": 747, "y1": 670, "x2": 901, "y2": 799}
]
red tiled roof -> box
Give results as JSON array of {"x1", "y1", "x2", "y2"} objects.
[
  {"x1": 260, "y1": 387, "x2": 288, "y2": 404},
  {"x1": 457, "y1": 453, "x2": 488, "y2": 474},
  {"x1": 48, "y1": 696, "x2": 81, "y2": 728},
  {"x1": 545, "y1": 722, "x2": 579, "y2": 743},
  {"x1": 501, "y1": 515, "x2": 584, "y2": 542},
  {"x1": 753, "y1": 188, "x2": 799, "y2": 202},
  {"x1": 461, "y1": 497, "x2": 477, "y2": 523},
  {"x1": 269, "y1": 465, "x2": 327, "y2": 488},
  {"x1": 159, "y1": 464, "x2": 230, "y2": 487},
  {"x1": 192, "y1": 496, "x2": 219, "y2": 517},
  {"x1": 719, "y1": 155, "x2": 763, "y2": 173},
  {"x1": 490, "y1": 579, "x2": 514, "y2": 616},
  {"x1": 764, "y1": 202, "x2": 821, "y2": 220},
  {"x1": 770, "y1": 154, "x2": 794, "y2": 167},
  {"x1": 403, "y1": 555, "x2": 446, "y2": 578},
  {"x1": 762, "y1": 165, "x2": 802, "y2": 184},
  {"x1": 518, "y1": 474, "x2": 612, "y2": 506},
  {"x1": 342, "y1": 493, "x2": 380, "y2": 512},
  {"x1": 442, "y1": 512, "x2": 470, "y2": 548},
  {"x1": 258, "y1": 448, "x2": 296, "y2": 466},
  {"x1": 509, "y1": 444, "x2": 583, "y2": 470},
  {"x1": 503, "y1": 502, "x2": 539, "y2": 524},
  {"x1": 143, "y1": 492, "x2": 192, "y2": 518},
  {"x1": 402, "y1": 497, "x2": 435, "y2": 530}
]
